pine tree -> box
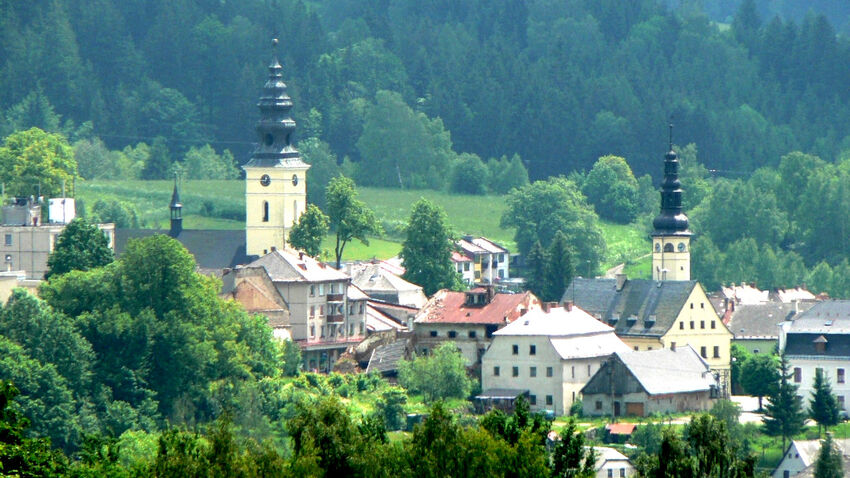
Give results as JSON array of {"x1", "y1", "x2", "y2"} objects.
[
  {"x1": 810, "y1": 368, "x2": 841, "y2": 436},
  {"x1": 524, "y1": 240, "x2": 547, "y2": 300},
  {"x1": 544, "y1": 231, "x2": 574, "y2": 302},
  {"x1": 763, "y1": 354, "x2": 806, "y2": 451},
  {"x1": 814, "y1": 433, "x2": 844, "y2": 478}
]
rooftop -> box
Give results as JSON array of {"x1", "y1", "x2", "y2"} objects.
[
  {"x1": 243, "y1": 248, "x2": 349, "y2": 283},
  {"x1": 415, "y1": 289, "x2": 537, "y2": 325}
]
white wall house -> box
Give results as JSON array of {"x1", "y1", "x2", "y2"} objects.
[
  {"x1": 780, "y1": 301, "x2": 850, "y2": 411},
  {"x1": 481, "y1": 304, "x2": 630, "y2": 415},
  {"x1": 591, "y1": 447, "x2": 636, "y2": 478}
]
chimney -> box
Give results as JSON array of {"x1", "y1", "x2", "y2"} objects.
[
  {"x1": 615, "y1": 273, "x2": 627, "y2": 291},
  {"x1": 271, "y1": 246, "x2": 277, "y2": 252},
  {"x1": 298, "y1": 251, "x2": 303, "y2": 260},
  {"x1": 520, "y1": 308, "x2": 528, "y2": 316},
  {"x1": 564, "y1": 301, "x2": 573, "y2": 311},
  {"x1": 541, "y1": 302, "x2": 550, "y2": 313},
  {"x1": 541, "y1": 302, "x2": 559, "y2": 313},
  {"x1": 670, "y1": 342, "x2": 676, "y2": 351}
]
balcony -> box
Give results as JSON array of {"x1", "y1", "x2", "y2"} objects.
[
  {"x1": 327, "y1": 313, "x2": 345, "y2": 323},
  {"x1": 327, "y1": 293, "x2": 344, "y2": 303}
]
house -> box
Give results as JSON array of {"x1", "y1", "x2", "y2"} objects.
[
  {"x1": 456, "y1": 236, "x2": 509, "y2": 284},
  {"x1": 220, "y1": 263, "x2": 291, "y2": 339},
  {"x1": 345, "y1": 261, "x2": 427, "y2": 308},
  {"x1": 481, "y1": 303, "x2": 630, "y2": 414},
  {"x1": 565, "y1": 275, "x2": 732, "y2": 394},
  {"x1": 721, "y1": 283, "x2": 769, "y2": 305},
  {"x1": 451, "y1": 251, "x2": 475, "y2": 286},
  {"x1": 1, "y1": 197, "x2": 114, "y2": 279},
  {"x1": 581, "y1": 346, "x2": 719, "y2": 417},
  {"x1": 772, "y1": 286, "x2": 817, "y2": 304},
  {"x1": 368, "y1": 299, "x2": 418, "y2": 329},
  {"x1": 725, "y1": 301, "x2": 814, "y2": 354},
  {"x1": 223, "y1": 249, "x2": 365, "y2": 372},
  {"x1": 591, "y1": 447, "x2": 636, "y2": 478},
  {"x1": 780, "y1": 300, "x2": 850, "y2": 410},
  {"x1": 413, "y1": 286, "x2": 540, "y2": 365},
  {"x1": 0, "y1": 270, "x2": 39, "y2": 304},
  {"x1": 772, "y1": 438, "x2": 850, "y2": 478}
]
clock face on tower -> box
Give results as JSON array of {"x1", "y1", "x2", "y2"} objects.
[
  {"x1": 292, "y1": 174, "x2": 299, "y2": 186},
  {"x1": 655, "y1": 243, "x2": 661, "y2": 252},
  {"x1": 260, "y1": 174, "x2": 271, "y2": 187},
  {"x1": 678, "y1": 242, "x2": 686, "y2": 252}
]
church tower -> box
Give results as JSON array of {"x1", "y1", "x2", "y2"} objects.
[
  {"x1": 651, "y1": 126, "x2": 692, "y2": 281},
  {"x1": 244, "y1": 40, "x2": 310, "y2": 257},
  {"x1": 169, "y1": 174, "x2": 182, "y2": 238}
]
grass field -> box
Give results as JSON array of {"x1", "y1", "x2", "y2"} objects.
[{"x1": 77, "y1": 180, "x2": 650, "y2": 266}]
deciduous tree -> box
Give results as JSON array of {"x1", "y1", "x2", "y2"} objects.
[
  {"x1": 401, "y1": 198, "x2": 461, "y2": 296},
  {"x1": 46, "y1": 217, "x2": 114, "y2": 279},
  {"x1": 740, "y1": 353, "x2": 779, "y2": 411},
  {"x1": 288, "y1": 204, "x2": 330, "y2": 258},
  {"x1": 325, "y1": 176, "x2": 381, "y2": 269},
  {"x1": 398, "y1": 342, "x2": 473, "y2": 402},
  {"x1": 0, "y1": 127, "x2": 76, "y2": 198}
]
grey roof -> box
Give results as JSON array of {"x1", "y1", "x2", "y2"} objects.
[
  {"x1": 366, "y1": 339, "x2": 409, "y2": 374},
  {"x1": 347, "y1": 262, "x2": 423, "y2": 294},
  {"x1": 617, "y1": 346, "x2": 715, "y2": 394},
  {"x1": 244, "y1": 249, "x2": 349, "y2": 283},
  {"x1": 728, "y1": 302, "x2": 813, "y2": 340},
  {"x1": 563, "y1": 278, "x2": 702, "y2": 337},
  {"x1": 790, "y1": 300, "x2": 850, "y2": 334},
  {"x1": 115, "y1": 229, "x2": 252, "y2": 269}
]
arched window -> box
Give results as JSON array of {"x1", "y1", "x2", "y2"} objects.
[
  {"x1": 262, "y1": 201, "x2": 269, "y2": 222},
  {"x1": 663, "y1": 243, "x2": 674, "y2": 252}
]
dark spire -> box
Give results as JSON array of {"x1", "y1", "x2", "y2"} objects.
[
  {"x1": 169, "y1": 173, "x2": 182, "y2": 237},
  {"x1": 243, "y1": 38, "x2": 306, "y2": 168},
  {"x1": 652, "y1": 124, "x2": 690, "y2": 236}
]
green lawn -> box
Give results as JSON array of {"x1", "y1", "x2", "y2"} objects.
[{"x1": 77, "y1": 180, "x2": 651, "y2": 266}]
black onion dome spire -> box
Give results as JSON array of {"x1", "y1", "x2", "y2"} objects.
[
  {"x1": 244, "y1": 38, "x2": 306, "y2": 168},
  {"x1": 652, "y1": 124, "x2": 690, "y2": 236}
]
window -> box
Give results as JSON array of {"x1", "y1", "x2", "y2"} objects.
[
  {"x1": 319, "y1": 305, "x2": 324, "y2": 316},
  {"x1": 493, "y1": 366, "x2": 500, "y2": 376},
  {"x1": 713, "y1": 346, "x2": 720, "y2": 358},
  {"x1": 671, "y1": 342, "x2": 676, "y2": 350},
  {"x1": 310, "y1": 325, "x2": 315, "y2": 337},
  {"x1": 359, "y1": 302, "x2": 364, "y2": 314},
  {"x1": 840, "y1": 395, "x2": 846, "y2": 410},
  {"x1": 679, "y1": 322, "x2": 684, "y2": 330},
  {"x1": 596, "y1": 401, "x2": 602, "y2": 410},
  {"x1": 839, "y1": 369, "x2": 845, "y2": 384},
  {"x1": 608, "y1": 470, "x2": 613, "y2": 478},
  {"x1": 530, "y1": 395, "x2": 537, "y2": 405},
  {"x1": 318, "y1": 284, "x2": 324, "y2": 296},
  {"x1": 448, "y1": 331, "x2": 457, "y2": 338},
  {"x1": 320, "y1": 326, "x2": 325, "y2": 338},
  {"x1": 546, "y1": 395, "x2": 553, "y2": 406},
  {"x1": 571, "y1": 366, "x2": 575, "y2": 378},
  {"x1": 468, "y1": 330, "x2": 476, "y2": 338},
  {"x1": 794, "y1": 367, "x2": 802, "y2": 383},
  {"x1": 588, "y1": 364, "x2": 592, "y2": 376},
  {"x1": 349, "y1": 323, "x2": 354, "y2": 335},
  {"x1": 530, "y1": 344, "x2": 536, "y2": 355},
  {"x1": 464, "y1": 262, "x2": 470, "y2": 271},
  {"x1": 546, "y1": 366, "x2": 553, "y2": 377},
  {"x1": 647, "y1": 347, "x2": 653, "y2": 350},
  {"x1": 700, "y1": 320, "x2": 705, "y2": 329},
  {"x1": 633, "y1": 346, "x2": 639, "y2": 351},
  {"x1": 359, "y1": 322, "x2": 364, "y2": 334},
  {"x1": 430, "y1": 331, "x2": 438, "y2": 337},
  {"x1": 262, "y1": 201, "x2": 269, "y2": 222},
  {"x1": 512, "y1": 366, "x2": 519, "y2": 377},
  {"x1": 310, "y1": 306, "x2": 315, "y2": 317},
  {"x1": 310, "y1": 285, "x2": 315, "y2": 296},
  {"x1": 620, "y1": 468, "x2": 626, "y2": 478},
  {"x1": 711, "y1": 321, "x2": 716, "y2": 329},
  {"x1": 530, "y1": 367, "x2": 537, "y2": 377},
  {"x1": 690, "y1": 303, "x2": 694, "y2": 309},
  {"x1": 700, "y1": 346, "x2": 707, "y2": 358},
  {"x1": 701, "y1": 303, "x2": 705, "y2": 309},
  {"x1": 512, "y1": 344, "x2": 519, "y2": 355},
  {"x1": 690, "y1": 321, "x2": 695, "y2": 329},
  {"x1": 3, "y1": 234, "x2": 10, "y2": 246}
]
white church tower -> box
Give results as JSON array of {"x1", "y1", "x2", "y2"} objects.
[{"x1": 651, "y1": 126, "x2": 691, "y2": 281}]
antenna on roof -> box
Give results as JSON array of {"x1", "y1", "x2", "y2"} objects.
[{"x1": 668, "y1": 121, "x2": 674, "y2": 151}]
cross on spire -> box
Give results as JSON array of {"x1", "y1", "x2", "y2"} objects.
[{"x1": 668, "y1": 122, "x2": 674, "y2": 151}]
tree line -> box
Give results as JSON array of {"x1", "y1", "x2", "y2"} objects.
[{"x1": 3, "y1": 0, "x2": 850, "y2": 188}]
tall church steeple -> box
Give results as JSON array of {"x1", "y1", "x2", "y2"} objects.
[
  {"x1": 169, "y1": 174, "x2": 182, "y2": 238},
  {"x1": 651, "y1": 125, "x2": 692, "y2": 281},
  {"x1": 243, "y1": 39, "x2": 310, "y2": 257}
]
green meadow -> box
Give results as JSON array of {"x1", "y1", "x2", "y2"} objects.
[{"x1": 77, "y1": 180, "x2": 650, "y2": 267}]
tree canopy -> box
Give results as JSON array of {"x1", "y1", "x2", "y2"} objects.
[
  {"x1": 0, "y1": 127, "x2": 76, "y2": 198},
  {"x1": 400, "y1": 198, "x2": 460, "y2": 296},
  {"x1": 45, "y1": 217, "x2": 114, "y2": 279},
  {"x1": 325, "y1": 176, "x2": 382, "y2": 269},
  {"x1": 397, "y1": 342, "x2": 473, "y2": 402}
]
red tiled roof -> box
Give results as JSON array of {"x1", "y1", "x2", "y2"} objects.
[
  {"x1": 451, "y1": 251, "x2": 471, "y2": 262},
  {"x1": 416, "y1": 290, "x2": 537, "y2": 325},
  {"x1": 605, "y1": 423, "x2": 636, "y2": 435}
]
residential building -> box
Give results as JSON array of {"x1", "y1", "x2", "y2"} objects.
[
  {"x1": 345, "y1": 261, "x2": 427, "y2": 308},
  {"x1": 772, "y1": 438, "x2": 850, "y2": 478},
  {"x1": 725, "y1": 301, "x2": 814, "y2": 354},
  {"x1": 0, "y1": 270, "x2": 39, "y2": 304},
  {"x1": 456, "y1": 236, "x2": 509, "y2": 284},
  {"x1": 721, "y1": 283, "x2": 769, "y2": 305},
  {"x1": 581, "y1": 346, "x2": 719, "y2": 417},
  {"x1": 591, "y1": 447, "x2": 636, "y2": 478},
  {"x1": 565, "y1": 275, "x2": 732, "y2": 394},
  {"x1": 451, "y1": 251, "x2": 475, "y2": 286},
  {"x1": 0, "y1": 197, "x2": 114, "y2": 279},
  {"x1": 481, "y1": 303, "x2": 631, "y2": 415},
  {"x1": 224, "y1": 249, "x2": 365, "y2": 372},
  {"x1": 414, "y1": 287, "x2": 539, "y2": 365},
  {"x1": 780, "y1": 300, "x2": 850, "y2": 411},
  {"x1": 220, "y1": 263, "x2": 291, "y2": 339}
]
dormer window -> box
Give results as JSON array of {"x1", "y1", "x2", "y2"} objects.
[
  {"x1": 814, "y1": 335, "x2": 828, "y2": 353},
  {"x1": 609, "y1": 315, "x2": 620, "y2": 325}
]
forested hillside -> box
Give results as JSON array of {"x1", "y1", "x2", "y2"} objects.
[{"x1": 3, "y1": 0, "x2": 850, "y2": 183}]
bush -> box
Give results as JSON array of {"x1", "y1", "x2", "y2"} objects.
[{"x1": 569, "y1": 398, "x2": 583, "y2": 417}]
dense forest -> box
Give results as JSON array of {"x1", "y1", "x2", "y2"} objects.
[{"x1": 3, "y1": 0, "x2": 850, "y2": 184}]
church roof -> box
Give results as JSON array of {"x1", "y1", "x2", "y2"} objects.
[
  {"x1": 115, "y1": 229, "x2": 251, "y2": 270},
  {"x1": 652, "y1": 126, "x2": 691, "y2": 237},
  {"x1": 562, "y1": 278, "x2": 703, "y2": 337}
]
